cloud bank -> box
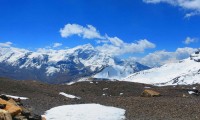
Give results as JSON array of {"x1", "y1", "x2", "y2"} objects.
[
  {"x1": 96, "y1": 38, "x2": 155, "y2": 56},
  {"x1": 143, "y1": 0, "x2": 200, "y2": 17},
  {"x1": 135, "y1": 47, "x2": 197, "y2": 67},
  {"x1": 59, "y1": 23, "x2": 199, "y2": 66},
  {"x1": 60, "y1": 23, "x2": 156, "y2": 56}
]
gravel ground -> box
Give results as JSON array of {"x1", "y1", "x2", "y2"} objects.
[{"x1": 0, "y1": 77, "x2": 200, "y2": 120}]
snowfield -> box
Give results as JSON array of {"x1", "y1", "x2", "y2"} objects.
[{"x1": 45, "y1": 104, "x2": 126, "y2": 120}]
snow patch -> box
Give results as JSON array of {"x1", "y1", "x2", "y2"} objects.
[
  {"x1": 2, "y1": 94, "x2": 28, "y2": 100},
  {"x1": 59, "y1": 92, "x2": 81, "y2": 99},
  {"x1": 103, "y1": 88, "x2": 108, "y2": 90},
  {"x1": 66, "y1": 82, "x2": 76, "y2": 85},
  {"x1": 45, "y1": 104, "x2": 126, "y2": 120},
  {"x1": 188, "y1": 91, "x2": 195, "y2": 95}
]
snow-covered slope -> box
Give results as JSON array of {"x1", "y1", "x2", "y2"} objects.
[
  {"x1": 123, "y1": 51, "x2": 200, "y2": 86},
  {"x1": 0, "y1": 44, "x2": 149, "y2": 83}
]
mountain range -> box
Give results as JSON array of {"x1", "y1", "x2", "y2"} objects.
[{"x1": 0, "y1": 44, "x2": 149, "y2": 84}]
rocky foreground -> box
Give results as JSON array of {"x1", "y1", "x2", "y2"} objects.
[{"x1": 0, "y1": 77, "x2": 200, "y2": 120}]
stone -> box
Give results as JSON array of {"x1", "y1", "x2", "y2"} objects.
[
  {"x1": 0, "y1": 98, "x2": 22, "y2": 116},
  {"x1": 0, "y1": 109, "x2": 12, "y2": 120},
  {"x1": 141, "y1": 89, "x2": 161, "y2": 97}
]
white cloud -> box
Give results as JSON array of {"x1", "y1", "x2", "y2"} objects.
[
  {"x1": 60, "y1": 24, "x2": 103, "y2": 39},
  {"x1": 96, "y1": 39, "x2": 109, "y2": 44},
  {"x1": 53, "y1": 43, "x2": 63, "y2": 48},
  {"x1": 137, "y1": 47, "x2": 197, "y2": 67},
  {"x1": 60, "y1": 23, "x2": 156, "y2": 56},
  {"x1": 143, "y1": 0, "x2": 200, "y2": 17},
  {"x1": 108, "y1": 37, "x2": 124, "y2": 47},
  {"x1": 185, "y1": 11, "x2": 200, "y2": 18},
  {"x1": 0, "y1": 42, "x2": 13, "y2": 47},
  {"x1": 96, "y1": 38, "x2": 156, "y2": 56},
  {"x1": 183, "y1": 37, "x2": 198, "y2": 44}
]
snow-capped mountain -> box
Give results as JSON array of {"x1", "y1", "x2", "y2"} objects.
[
  {"x1": 123, "y1": 50, "x2": 200, "y2": 86},
  {"x1": 0, "y1": 44, "x2": 149, "y2": 84}
]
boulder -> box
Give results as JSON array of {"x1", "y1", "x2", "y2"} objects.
[
  {"x1": 0, "y1": 98, "x2": 22, "y2": 116},
  {"x1": 0, "y1": 109, "x2": 12, "y2": 120},
  {"x1": 141, "y1": 89, "x2": 161, "y2": 97}
]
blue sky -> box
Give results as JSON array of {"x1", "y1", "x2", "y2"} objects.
[{"x1": 0, "y1": 0, "x2": 200, "y2": 66}]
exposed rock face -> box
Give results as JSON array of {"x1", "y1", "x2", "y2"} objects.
[{"x1": 141, "y1": 90, "x2": 161, "y2": 97}]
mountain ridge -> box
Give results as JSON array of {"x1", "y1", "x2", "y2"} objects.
[{"x1": 0, "y1": 44, "x2": 149, "y2": 84}]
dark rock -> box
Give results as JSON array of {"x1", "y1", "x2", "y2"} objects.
[
  {"x1": 21, "y1": 107, "x2": 31, "y2": 118},
  {"x1": 0, "y1": 95, "x2": 10, "y2": 101},
  {"x1": 28, "y1": 114, "x2": 42, "y2": 120},
  {"x1": 0, "y1": 104, "x2": 6, "y2": 109}
]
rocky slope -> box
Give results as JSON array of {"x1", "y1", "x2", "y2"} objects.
[
  {"x1": 0, "y1": 44, "x2": 149, "y2": 84},
  {"x1": 1, "y1": 77, "x2": 200, "y2": 120},
  {"x1": 123, "y1": 50, "x2": 200, "y2": 86}
]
